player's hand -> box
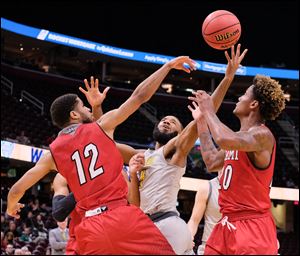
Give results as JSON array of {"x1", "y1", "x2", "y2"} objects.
[
  {"x1": 187, "y1": 99, "x2": 204, "y2": 122},
  {"x1": 188, "y1": 90, "x2": 214, "y2": 114},
  {"x1": 79, "y1": 76, "x2": 110, "y2": 107},
  {"x1": 6, "y1": 203, "x2": 25, "y2": 219},
  {"x1": 129, "y1": 153, "x2": 145, "y2": 174},
  {"x1": 167, "y1": 56, "x2": 197, "y2": 73},
  {"x1": 224, "y1": 43, "x2": 248, "y2": 80}
]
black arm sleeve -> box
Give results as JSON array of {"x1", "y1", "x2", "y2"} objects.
[{"x1": 52, "y1": 192, "x2": 76, "y2": 222}]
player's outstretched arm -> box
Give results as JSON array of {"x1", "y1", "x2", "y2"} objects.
[
  {"x1": 210, "y1": 44, "x2": 248, "y2": 111},
  {"x1": 7, "y1": 152, "x2": 56, "y2": 218},
  {"x1": 97, "y1": 56, "x2": 196, "y2": 136}
]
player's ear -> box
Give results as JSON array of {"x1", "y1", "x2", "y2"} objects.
[
  {"x1": 70, "y1": 110, "x2": 80, "y2": 120},
  {"x1": 250, "y1": 100, "x2": 259, "y2": 110}
]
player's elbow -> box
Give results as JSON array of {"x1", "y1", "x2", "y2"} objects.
[
  {"x1": 214, "y1": 136, "x2": 234, "y2": 149},
  {"x1": 203, "y1": 156, "x2": 221, "y2": 173},
  {"x1": 8, "y1": 185, "x2": 24, "y2": 198}
]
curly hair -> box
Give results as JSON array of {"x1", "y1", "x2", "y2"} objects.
[
  {"x1": 50, "y1": 94, "x2": 78, "y2": 129},
  {"x1": 252, "y1": 75, "x2": 286, "y2": 120}
]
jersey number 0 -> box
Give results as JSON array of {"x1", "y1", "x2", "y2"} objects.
[{"x1": 71, "y1": 143, "x2": 104, "y2": 185}]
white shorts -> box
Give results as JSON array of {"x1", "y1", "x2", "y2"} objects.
[{"x1": 155, "y1": 215, "x2": 194, "y2": 255}]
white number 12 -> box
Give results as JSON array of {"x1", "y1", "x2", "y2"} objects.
[{"x1": 71, "y1": 143, "x2": 104, "y2": 185}]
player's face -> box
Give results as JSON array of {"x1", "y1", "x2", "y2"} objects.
[
  {"x1": 74, "y1": 98, "x2": 93, "y2": 123},
  {"x1": 152, "y1": 116, "x2": 182, "y2": 145},
  {"x1": 157, "y1": 116, "x2": 182, "y2": 134},
  {"x1": 233, "y1": 85, "x2": 255, "y2": 117}
]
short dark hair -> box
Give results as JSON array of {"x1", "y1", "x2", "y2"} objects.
[
  {"x1": 252, "y1": 75, "x2": 286, "y2": 120},
  {"x1": 50, "y1": 94, "x2": 78, "y2": 129}
]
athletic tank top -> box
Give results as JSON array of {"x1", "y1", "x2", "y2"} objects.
[
  {"x1": 202, "y1": 177, "x2": 221, "y2": 242},
  {"x1": 197, "y1": 177, "x2": 221, "y2": 255},
  {"x1": 218, "y1": 127, "x2": 276, "y2": 215},
  {"x1": 50, "y1": 123, "x2": 127, "y2": 214},
  {"x1": 139, "y1": 147, "x2": 186, "y2": 215}
]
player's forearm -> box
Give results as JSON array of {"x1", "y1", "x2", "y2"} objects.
[
  {"x1": 131, "y1": 63, "x2": 172, "y2": 102},
  {"x1": 204, "y1": 112, "x2": 236, "y2": 149},
  {"x1": 175, "y1": 120, "x2": 198, "y2": 155},
  {"x1": 7, "y1": 188, "x2": 25, "y2": 212},
  {"x1": 127, "y1": 172, "x2": 140, "y2": 207},
  {"x1": 211, "y1": 76, "x2": 234, "y2": 112},
  {"x1": 92, "y1": 105, "x2": 103, "y2": 121},
  {"x1": 187, "y1": 218, "x2": 200, "y2": 238}
]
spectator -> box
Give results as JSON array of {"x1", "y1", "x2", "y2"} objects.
[
  {"x1": 1, "y1": 231, "x2": 7, "y2": 250},
  {"x1": 13, "y1": 248, "x2": 22, "y2": 255},
  {"x1": 1, "y1": 214, "x2": 8, "y2": 232},
  {"x1": 32, "y1": 224, "x2": 48, "y2": 244},
  {"x1": 3, "y1": 232, "x2": 14, "y2": 246},
  {"x1": 33, "y1": 214, "x2": 44, "y2": 229},
  {"x1": 24, "y1": 211, "x2": 34, "y2": 229},
  {"x1": 20, "y1": 246, "x2": 30, "y2": 254},
  {"x1": 15, "y1": 130, "x2": 31, "y2": 145},
  {"x1": 49, "y1": 218, "x2": 69, "y2": 255},
  {"x1": 5, "y1": 244, "x2": 14, "y2": 255},
  {"x1": 19, "y1": 227, "x2": 32, "y2": 243},
  {"x1": 29, "y1": 199, "x2": 40, "y2": 215},
  {"x1": 5, "y1": 221, "x2": 19, "y2": 238}
]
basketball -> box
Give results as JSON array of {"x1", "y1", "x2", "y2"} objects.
[{"x1": 202, "y1": 10, "x2": 241, "y2": 50}]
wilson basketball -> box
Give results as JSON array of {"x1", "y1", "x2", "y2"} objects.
[{"x1": 202, "y1": 10, "x2": 241, "y2": 50}]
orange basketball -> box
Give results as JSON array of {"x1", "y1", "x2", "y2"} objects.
[{"x1": 202, "y1": 10, "x2": 241, "y2": 50}]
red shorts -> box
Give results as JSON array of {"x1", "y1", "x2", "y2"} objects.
[
  {"x1": 75, "y1": 204, "x2": 175, "y2": 255},
  {"x1": 204, "y1": 212, "x2": 278, "y2": 255},
  {"x1": 66, "y1": 236, "x2": 77, "y2": 255}
]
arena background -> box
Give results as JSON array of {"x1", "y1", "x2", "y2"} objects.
[{"x1": 1, "y1": 0, "x2": 299, "y2": 255}]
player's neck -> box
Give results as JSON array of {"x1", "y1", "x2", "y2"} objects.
[
  {"x1": 239, "y1": 115, "x2": 264, "y2": 131},
  {"x1": 155, "y1": 142, "x2": 163, "y2": 150}
]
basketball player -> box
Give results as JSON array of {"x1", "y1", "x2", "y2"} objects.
[
  {"x1": 6, "y1": 55, "x2": 197, "y2": 255},
  {"x1": 119, "y1": 44, "x2": 248, "y2": 254},
  {"x1": 189, "y1": 74, "x2": 286, "y2": 254},
  {"x1": 187, "y1": 176, "x2": 221, "y2": 255}
]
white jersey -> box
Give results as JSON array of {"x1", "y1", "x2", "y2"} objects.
[
  {"x1": 139, "y1": 146, "x2": 194, "y2": 255},
  {"x1": 197, "y1": 177, "x2": 221, "y2": 255},
  {"x1": 139, "y1": 146, "x2": 185, "y2": 215}
]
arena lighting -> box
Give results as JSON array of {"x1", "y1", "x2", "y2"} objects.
[
  {"x1": 161, "y1": 83, "x2": 173, "y2": 93},
  {"x1": 1, "y1": 17, "x2": 299, "y2": 80},
  {"x1": 284, "y1": 93, "x2": 291, "y2": 102}
]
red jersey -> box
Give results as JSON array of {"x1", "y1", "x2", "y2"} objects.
[
  {"x1": 50, "y1": 123, "x2": 127, "y2": 214},
  {"x1": 218, "y1": 131, "x2": 276, "y2": 215}
]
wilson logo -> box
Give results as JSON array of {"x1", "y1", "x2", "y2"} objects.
[{"x1": 215, "y1": 29, "x2": 239, "y2": 41}]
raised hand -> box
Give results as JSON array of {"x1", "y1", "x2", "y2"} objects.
[
  {"x1": 224, "y1": 44, "x2": 248, "y2": 79},
  {"x1": 188, "y1": 100, "x2": 204, "y2": 122},
  {"x1": 188, "y1": 90, "x2": 214, "y2": 115},
  {"x1": 79, "y1": 76, "x2": 110, "y2": 108},
  {"x1": 129, "y1": 153, "x2": 145, "y2": 174},
  {"x1": 6, "y1": 202, "x2": 25, "y2": 219},
  {"x1": 167, "y1": 56, "x2": 197, "y2": 73}
]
